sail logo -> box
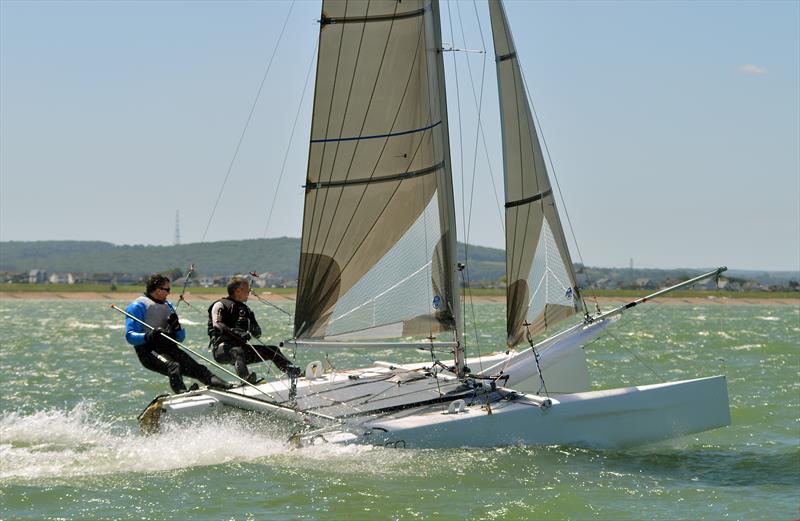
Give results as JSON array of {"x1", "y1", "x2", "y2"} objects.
[
  {"x1": 432, "y1": 295, "x2": 442, "y2": 310},
  {"x1": 565, "y1": 288, "x2": 573, "y2": 300}
]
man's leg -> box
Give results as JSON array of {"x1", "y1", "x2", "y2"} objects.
[
  {"x1": 245, "y1": 344, "x2": 292, "y2": 372},
  {"x1": 167, "y1": 346, "x2": 231, "y2": 389},
  {"x1": 218, "y1": 344, "x2": 250, "y2": 379},
  {"x1": 136, "y1": 344, "x2": 186, "y2": 393}
]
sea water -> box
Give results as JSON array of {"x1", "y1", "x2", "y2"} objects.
[{"x1": 0, "y1": 299, "x2": 797, "y2": 520}]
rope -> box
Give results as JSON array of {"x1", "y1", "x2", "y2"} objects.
[
  {"x1": 261, "y1": 38, "x2": 319, "y2": 240},
  {"x1": 246, "y1": 274, "x2": 292, "y2": 319},
  {"x1": 509, "y1": 20, "x2": 593, "y2": 313},
  {"x1": 524, "y1": 322, "x2": 549, "y2": 397},
  {"x1": 200, "y1": 0, "x2": 297, "y2": 243},
  {"x1": 174, "y1": 263, "x2": 196, "y2": 311},
  {"x1": 581, "y1": 299, "x2": 666, "y2": 381},
  {"x1": 603, "y1": 329, "x2": 665, "y2": 381}
]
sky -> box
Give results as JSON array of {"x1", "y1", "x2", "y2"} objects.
[{"x1": 1, "y1": 0, "x2": 798, "y2": 271}]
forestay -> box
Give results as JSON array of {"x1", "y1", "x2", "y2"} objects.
[
  {"x1": 489, "y1": 0, "x2": 581, "y2": 346},
  {"x1": 295, "y1": 0, "x2": 460, "y2": 343}
]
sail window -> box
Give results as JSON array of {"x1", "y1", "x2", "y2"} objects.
[
  {"x1": 527, "y1": 217, "x2": 575, "y2": 325},
  {"x1": 325, "y1": 193, "x2": 442, "y2": 339}
]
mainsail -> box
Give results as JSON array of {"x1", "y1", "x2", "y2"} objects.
[
  {"x1": 489, "y1": 0, "x2": 581, "y2": 346},
  {"x1": 295, "y1": 0, "x2": 461, "y2": 344}
]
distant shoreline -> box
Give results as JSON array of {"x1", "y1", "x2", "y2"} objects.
[{"x1": 0, "y1": 291, "x2": 797, "y2": 306}]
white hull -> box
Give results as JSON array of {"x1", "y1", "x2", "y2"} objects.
[
  {"x1": 152, "y1": 319, "x2": 730, "y2": 449},
  {"x1": 348, "y1": 375, "x2": 730, "y2": 449},
  {"x1": 155, "y1": 368, "x2": 730, "y2": 449}
]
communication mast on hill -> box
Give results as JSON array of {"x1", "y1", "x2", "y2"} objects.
[{"x1": 174, "y1": 210, "x2": 181, "y2": 246}]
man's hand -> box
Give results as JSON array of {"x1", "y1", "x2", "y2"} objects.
[
  {"x1": 145, "y1": 327, "x2": 165, "y2": 343},
  {"x1": 167, "y1": 312, "x2": 182, "y2": 333},
  {"x1": 232, "y1": 328, "x2": 251, "y2": 344}
]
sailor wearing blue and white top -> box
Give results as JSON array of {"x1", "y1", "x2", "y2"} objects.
[{"x1": 125, "y1": 273, "x2": 230, "y2": 394}]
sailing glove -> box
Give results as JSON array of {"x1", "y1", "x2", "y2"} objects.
[
  {"x1": 167, "y1": 312, "x2": 182, "y2": 333},
  {"x1": 232, "y1": 328, "x2": 251, "y2": 343},
  {"x1": 145, "y1": 327, "x2": 165, "y2": 343}
]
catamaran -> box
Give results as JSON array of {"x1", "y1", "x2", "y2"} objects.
[{"x1": 123, "y1": 0, "x2": 730, "y2": 449}]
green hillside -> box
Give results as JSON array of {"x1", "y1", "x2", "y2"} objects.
[
  {"x1": 2, "y1": 239, "x2": 796, "y2": 289},
  {"x1": 0, "y1": 238, "x2": 302, "y2": 279},
  {"x1": 0, "y1": 239, "x2": 508, "y2": 282}
]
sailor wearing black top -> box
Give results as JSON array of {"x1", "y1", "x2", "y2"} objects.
[{"x1": 208, "y1": 276, "x2": 299, "y2": 383}]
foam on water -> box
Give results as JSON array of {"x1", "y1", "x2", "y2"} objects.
[
  {"x1": 65, "y1": 320, "x2": 104, "y2": 330},
  {"x1": 0, "y1": 401, "x2": 290, "y2": 480},
  {"x1": 0, "y1": 401, "x2": 409, "y2": 482}
]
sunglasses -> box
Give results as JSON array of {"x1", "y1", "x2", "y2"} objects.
[{"x1": 159, "y1": 287, "x2": 172, "y2": 293}]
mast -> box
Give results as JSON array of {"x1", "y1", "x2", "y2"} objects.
[{"x1": 427, "y1": 0, "x2": 465, "y2": 375}]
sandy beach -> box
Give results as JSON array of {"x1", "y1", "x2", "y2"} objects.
[{"x1": 0, "y1": 291, "x2": 797, "y2": 306}]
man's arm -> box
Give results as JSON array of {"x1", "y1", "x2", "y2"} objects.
[
  {"x1": 124, "y1": 301, "x2": 148, "y2": 346},
  {"x1": 166, "y1": 302, "x2": 186, "y2": 342},
  {"x1": 249, "y1": 310, "x2": 262, "y2": 338},
  {"x1": 210, "y1": 301, "x2": 246, "y2": 344}
]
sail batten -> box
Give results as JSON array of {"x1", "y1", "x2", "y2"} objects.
[
  {"x1": 505, "y1": 188, "x2": 553, "y2": 209},
  {"x1": 490, "y1": 0, "x2": 581, "y2": 346},
  {"x1": 310, "y1": 120, "x2": 441, "y2": 144},
  {"x1": 321, "y1": 7, "x2": 427, "y2": 26},
  {"x1": 295, "y1": 0, "x2": 459, "y2": 344},
  {"x1": 305, "y1": 161, "x2": 444, "y2": 190}
]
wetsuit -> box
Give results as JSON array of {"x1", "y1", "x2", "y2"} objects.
[
  {"x1": 208, "y1": 297, "x2": 293, "y2": 380},
  {"x1": 125, "y1": 294, "x2": 216, "y2": 393}
]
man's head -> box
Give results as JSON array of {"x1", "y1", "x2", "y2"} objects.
[
  {"x1": 227, "y1": 276, "x2": 250, "y2": 302},
  {"x1": 145, "y1": 274, "x2": 171, "y2": 302}
]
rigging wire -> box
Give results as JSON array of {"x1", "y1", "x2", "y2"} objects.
[
  {"x1": 611, "y1": 329, "x2": 665, "y2": 381},
  {"x1": 249, "y1": 287, "x2": 293, "y2": 319},
  {"x1": 174, "y1": 263, "x2": 197, "y2": 312},
  {"x1": 511, "y1": 29, "x2": 595, "y2": 308},
  {"x1": 445, "y1": 0, "x2": 470, "y2": 361},
  {"x1": 459, "y1": 0, "x2": 490, "y2": 245},
  {"x1": 261, "y1": 39, "x2": 319, "y2": 240},
  {"x1": 456, "y1": 0, "x2": 494, "y2": 372},
  {"x1": 582, "y1": 299, "x2": 667, "y2": 381},
  {"x1": 429, "y1": 344, "x2": 447, "y2": 413},
  {"x1": 524, "y1": 322, "x2": 550, "y2": 397},
  {"x1": 200, "y1": 0, "x2": 297, "y2": 243}
]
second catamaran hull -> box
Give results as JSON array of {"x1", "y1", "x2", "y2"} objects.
[{"x1": 346, "y1": 375, "x2": 731, "y2": 449}]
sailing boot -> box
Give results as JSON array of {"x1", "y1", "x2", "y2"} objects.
[
  {"x1": 169, "y1": 376, "x2": 188, "y2": 394},
  {"x1": 167, "y1": 361, "x2": 188, "y2": 394},
  {"x1": 208, "y1": 375, "x2": 233, "y2": 390}
]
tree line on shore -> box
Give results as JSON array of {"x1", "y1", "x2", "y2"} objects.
[{"x1": 2, "y1": 239, "x2": 797, "y2": 291}]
